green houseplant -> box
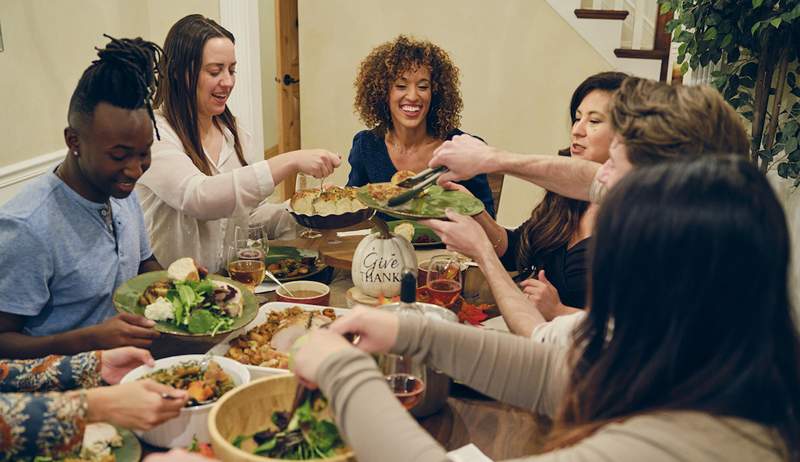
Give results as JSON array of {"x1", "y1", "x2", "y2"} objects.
[{"x1": 660, "y1": 0, "x2": 800, "y2": 182}]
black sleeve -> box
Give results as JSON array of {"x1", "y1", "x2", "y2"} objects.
[
  {"x1": 500, "y1": 226, "x2": 522, "y2": 271},
  {"x1": 346, "y1": 131, "x2": 368, "y2": 187}
]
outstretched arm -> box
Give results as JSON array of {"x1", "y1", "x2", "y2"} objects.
[{"x1": 430, "y1": 134, "x2": 601, "y2": 201}]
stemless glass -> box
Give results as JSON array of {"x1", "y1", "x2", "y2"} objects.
[
  {"x1": 226, "y1": 240, "x2": 265, "y2": 291},
  {"x1": 426, "y1": 255, "x2": 463, "y2": 308},
  {"x1": 235, "y1": 223, "x2": 269, "y2": 257},
  {"x1": 380, "y1": 354, "x2": 426, "y2": 410}
]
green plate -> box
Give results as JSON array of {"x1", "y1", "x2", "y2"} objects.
[
  {"x1": 115, "y1": 427, "x2": 142, "y2": 462},
  {"x1": 357, "y1": 183, "x2": 484, "y2": 220},
  {"x1": 112, "y1": 271, "x2": 258, "y2": 340},
  {"x1": 36, "y1": 426, "x2": 140, "y2": 461},
  {"x1": 264, "y1": 246, "x2": 327, "y2": 281},
  {"x1": 385, "y1": 221, "x2": 443, "y2": 248}
]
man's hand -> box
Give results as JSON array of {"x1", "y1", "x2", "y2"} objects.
[
  {"x1": 430, "y1": 134, "x2": 498, "y2": 184},
  {"x1": 100, "y1": 346, "x2": 156, "y2": 384},
  {"x1": 88, "y1": 313, "x2": 160, "y2": 350},
  {"x1": 421, "y1": 209, "x2": 495, "y2": 263}
]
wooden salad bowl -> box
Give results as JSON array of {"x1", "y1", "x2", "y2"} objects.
[{"x1": 208, "y1": 375, "x2": 355, "y2": 462}]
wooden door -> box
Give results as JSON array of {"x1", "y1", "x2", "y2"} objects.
[{"x1": 275, "y1": 0, "x2": 300, "y2": 200}]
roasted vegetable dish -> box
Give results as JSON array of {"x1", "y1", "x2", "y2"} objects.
[{"x1": 142, "y1": 360, "x2": 235, "y2": 407}]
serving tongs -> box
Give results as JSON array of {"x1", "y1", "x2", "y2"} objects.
[{"x1": 388, "y1": 166, "x2": 448, "y2": 207}]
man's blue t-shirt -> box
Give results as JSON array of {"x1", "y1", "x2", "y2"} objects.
[{"x1": 0, "y1": 172, "x2": 152, "y2": 336}]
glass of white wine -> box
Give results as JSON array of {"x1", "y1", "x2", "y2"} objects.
[{"x1": 226, "y1": 240, "x2": 265, "y2": 291}]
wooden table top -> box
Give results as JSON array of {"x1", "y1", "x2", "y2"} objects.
[{"x1": 143, "y1": 243, "x2": 543, "y2": 460}]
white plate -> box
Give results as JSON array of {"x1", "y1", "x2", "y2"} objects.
[{"x1": 207, "y1": 302, "x2": 351, "y2": 379}]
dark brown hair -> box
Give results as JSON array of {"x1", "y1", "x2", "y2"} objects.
[
  {"x1": 550, "y1": 156, "x2": 800, "y2": 459},
  {"x1": 516, "y1": 72, "x2": 627, "y2": 274},
  {"x1": 353, "y1": 35, "x2": 462, "y2": 139},
  {"x1": 154, "y1": 14, "x2": 246, "y2": 175},
  {"x1": 609, "y1": 77, "x2": 750, "y2": 166}
]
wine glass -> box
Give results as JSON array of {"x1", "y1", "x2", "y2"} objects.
[
  {"x1": 226, "y1": 240, "x2": 265, "y2": 291},
  {"x1": 235, "y1": 223, "x2": 270, "y2": 257},
  {"x1": 380, "y1": 354, "x2": 426, "y2": 410},
  {"x1": 426, "y1": 255, "x2": 463, "y2": 308}
]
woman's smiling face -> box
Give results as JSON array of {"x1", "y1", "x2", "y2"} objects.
[
  {"x1": 196, "y1": 37, "x2": 236, "y2": 119},
  {"x1": 388, "y1": 66, "x2": 432, "y2": 132}
]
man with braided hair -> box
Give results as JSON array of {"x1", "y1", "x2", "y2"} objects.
[{"x1": 0, "y1": 36, "x2": 166, "y2": 358}]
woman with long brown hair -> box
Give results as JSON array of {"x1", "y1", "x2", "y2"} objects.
[
  {"x1": 136, "y1": 15, "x2": 340, "y2": 272},
  {"x1": 292, "y1": 155, "x2": 800, "y2": 461},
  {"x1": 429, "y1": 72, "x2": 626, "y2": 336}
]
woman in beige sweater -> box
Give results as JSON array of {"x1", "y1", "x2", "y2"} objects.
[{"x1": 293, "y1": 156, "x2": 800, "y2": 461}]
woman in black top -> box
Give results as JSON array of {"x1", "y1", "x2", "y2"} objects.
[
  {"x1": 429, "y1": 72, "x2": 626, "y2": 335},
  {"x1": 346, "y1": 35, "x2": 495, "y2": 217}
]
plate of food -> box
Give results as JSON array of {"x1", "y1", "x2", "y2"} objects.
[
  {"x1": 120, "y1": 354, "x2": 251, "y2": 448},
  {"x1": 35, "y1": 423, "x2": 141, "y2": 462},
  {"x1": 112, "y1": 258, "x2": 259, "y2": 341},
  {"x1": 384, "y1": 220, "x2": 443, "y2": 248},
  {"x1": 288, "y1": 185, "x2": 373, "y2": 229},
  {"x1": 357, "y1": 182, "x2": 484, "y2": 220},
  {"x1": 265, "y1": 246, "x2": 327, "y2": 281},
  {"x1": 208, "y1": 302, "x2": 349, "y2": 379}
]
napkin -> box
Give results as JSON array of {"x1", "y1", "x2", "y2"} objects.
[
  {"x1": 447, "y1": 444, "x2": 493, "y2": 462},
  {"x1": 336, "y1": 229, "x2": 372, "y2": 237},
  {"x1": 254, "y1": 281, "x2": 279, "y2": 294}
]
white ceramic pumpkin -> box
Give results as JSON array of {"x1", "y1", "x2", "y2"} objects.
[{"x1": 351, "y1": 220, "x2": 417, "y2": 298}]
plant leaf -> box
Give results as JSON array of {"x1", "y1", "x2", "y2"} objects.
[{"x1": 752, "y1": 0, "x2": 764, "y2": 7}]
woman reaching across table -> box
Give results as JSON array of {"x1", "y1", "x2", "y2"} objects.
[
  {"x1": 137, "y1": 15, "x2": 340, "y2": 273},
  {"x1": 346, "y1": 35, "x2": 495, "y2": 217},
  {"x1": 293, "y1": 156, "x2": 800, "y2": 461}
]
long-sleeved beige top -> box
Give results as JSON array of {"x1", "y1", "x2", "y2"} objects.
[
  {"x1": 317, "y1": 315, "x2": 785, "y2": 462},
  {"x1": 136, "y1": 114, "x2": 279, "y2": 272}
]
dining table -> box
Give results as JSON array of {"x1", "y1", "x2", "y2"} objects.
[{"x1": 142, "y1": 227, "x2": 552, "y2": 460}]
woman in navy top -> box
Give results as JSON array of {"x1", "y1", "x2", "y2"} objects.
[{"x1": 346, "y1": 35, "x2": 495, "y2": 217}]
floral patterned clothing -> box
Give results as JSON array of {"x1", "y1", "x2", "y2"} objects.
[{"x1": 0, "y1": 351, "x2": 102, "y2": 460}]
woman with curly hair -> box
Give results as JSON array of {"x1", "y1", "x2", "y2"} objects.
[{"x1": 346, "y1": 35, "x2": 495, "y2": 217}]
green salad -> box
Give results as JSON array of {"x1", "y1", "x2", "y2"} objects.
[
  {"x1": 232, "y1": 395, "x2": 345, "y2": 460},
  {"x1": 139, "y1": 277, "x2": 241, "y2": 335}
]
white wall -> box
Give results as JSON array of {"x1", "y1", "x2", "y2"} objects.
[
  {"x1": 259, "y1": 0, "x2": 278, "y2": 151},
  {"x1": 297, "y1": 0, "x2": 612, "y2": 226}
]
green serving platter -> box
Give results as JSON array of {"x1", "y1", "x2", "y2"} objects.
[
  {"x1": 356, "y1": 183, "x2": 484, "y2": 220},
  {"x1": 112, "y1": 271, "x2": 258, "y2": 342}
]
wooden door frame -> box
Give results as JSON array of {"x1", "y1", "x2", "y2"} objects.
[{"x1": 275, "y1": 0, "x2": 301, "y2": 200}]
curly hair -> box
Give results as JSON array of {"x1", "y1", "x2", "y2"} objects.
[{"x1": 353, "y1": 35, "x2": 462, "y2": 139}]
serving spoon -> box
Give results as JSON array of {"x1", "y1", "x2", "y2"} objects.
[{"x1": 264, "y1": 268, "x2": 295, "y2": 296}]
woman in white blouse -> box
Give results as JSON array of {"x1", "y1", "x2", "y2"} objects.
[{"x1": 136, "y1": 14, "x2": 339, "y2": 272}]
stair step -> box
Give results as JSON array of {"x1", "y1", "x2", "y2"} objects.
[
  {"x1": 614, "y1": 48, "x2": 668, "y2": 60},
  {"x1": 574, "y1": 9, "x2": 629, "y2": 20}
]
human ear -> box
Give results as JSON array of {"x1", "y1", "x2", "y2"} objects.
[{"x1": 64, "y1": 127, "x2": 80, "y2": 156}]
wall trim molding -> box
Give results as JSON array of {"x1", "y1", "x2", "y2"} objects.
[
  {"x1": 0, "y1": 149, "x2": 65, "y2": 191},
  {"x1": 220, "y1": 0, "x2": 264, "y2": 159}
]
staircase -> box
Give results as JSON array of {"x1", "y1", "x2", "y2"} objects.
[{"x1": 545, "y1": 0, "x2": 672, "y2": 82}]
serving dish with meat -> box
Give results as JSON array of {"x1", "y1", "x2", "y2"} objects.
[{"x1": 207, "y1": 303, "x2": 349, "y2": 379}]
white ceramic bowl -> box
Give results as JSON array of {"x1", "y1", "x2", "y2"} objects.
[
  {"x1": 120, "y1": 354, "x2": 250, "y2": 448},
  {"x1": 207, "y1": 302, "x2": 350, "y2": 380}
]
